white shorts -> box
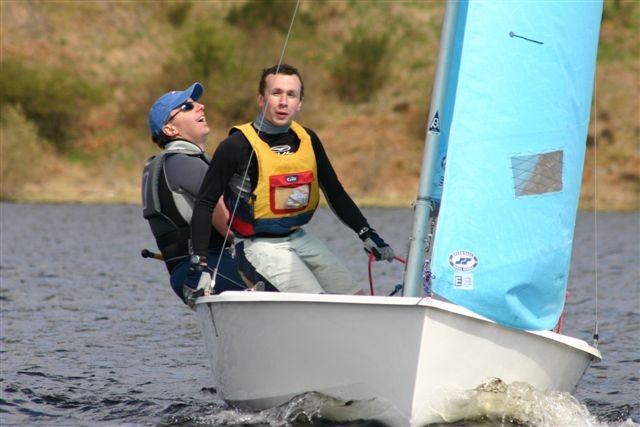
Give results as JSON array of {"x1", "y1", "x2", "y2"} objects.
[{"x1": 235, "y1": 229, "x2": 361, "y2": 294}]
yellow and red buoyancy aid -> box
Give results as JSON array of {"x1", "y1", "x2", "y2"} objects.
[{"x1": 225, "y1": 121, "x2": 320, "y2": 237}]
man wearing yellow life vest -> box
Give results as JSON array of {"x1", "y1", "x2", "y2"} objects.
[{"x1": 187, "y1": 64, "x2": 394, "y2": 295}]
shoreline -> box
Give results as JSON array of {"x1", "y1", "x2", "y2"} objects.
[{"x1": 2, "y1": 195, "x2": 637, "y2": 213}]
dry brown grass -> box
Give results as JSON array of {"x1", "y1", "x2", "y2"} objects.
[{"x1": 1, "y1": 1, "x2": 637, "y2": 211}]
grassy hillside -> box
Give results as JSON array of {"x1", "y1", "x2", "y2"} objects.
[{"x1": 1, "y1": 0, "x2": 638, "y2": 211}]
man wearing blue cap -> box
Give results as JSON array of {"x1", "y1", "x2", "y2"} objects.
[{"x1": 142, "y1": 83, "x2": 244, "y2": 307}]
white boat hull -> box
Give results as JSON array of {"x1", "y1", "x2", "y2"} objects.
[{"x1": 195, "y1": 292, "x2": 600, "y2": 426}]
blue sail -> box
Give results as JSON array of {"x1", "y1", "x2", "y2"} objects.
[{"x1": 430, "y1": 1, "x2": 603, "y2": 331}]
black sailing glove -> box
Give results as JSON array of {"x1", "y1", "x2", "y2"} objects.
[{"x1": 358, "y1": 227, "x2": 395, "y2": 262}]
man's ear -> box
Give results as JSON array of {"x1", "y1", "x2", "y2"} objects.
[
  {"x1": 162, "y1": 123, "x2": 179, "y2": 138},
  {"x1": 296, "y1": 99, "x2": 303, "y2": 111},
  {"x1": 256, "y1": 92, "x2": 265, "y2": 108}
]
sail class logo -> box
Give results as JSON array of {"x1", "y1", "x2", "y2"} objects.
[
  {"x1": 448, "y1": 251, "x2": 478, "y2": 271},
  {"x1": 428, "y1": 110, "x2": 441, "y2": 134}
]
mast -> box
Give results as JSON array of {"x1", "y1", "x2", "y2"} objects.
[{"x1": 403, "y1": 1, "x2": 462, "y2": 297}]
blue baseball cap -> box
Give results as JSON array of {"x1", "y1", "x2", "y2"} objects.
[{"x1": 148, "y1": 82, "x2": 204, "y2": 141}]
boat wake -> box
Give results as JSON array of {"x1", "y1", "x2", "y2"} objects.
[
  {"x1": 171, "y1": 381, "x2": 639, "y2": 427},
  {"x1": 190, "y1": 392, "x2": 388, "y2": 426},
  {"x1": 428, "y1": 378, "x2": 631, "y2": 427}
]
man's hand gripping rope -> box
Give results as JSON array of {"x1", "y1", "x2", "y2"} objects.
[
  {"x1": 183, "y1": 260, "x2": 214, "y2": 310},
  {"x1": 358, "y1": 227, "x2": 395, "y2": 262}
]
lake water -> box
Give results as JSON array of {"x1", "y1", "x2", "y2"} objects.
[{"x1": 1, "y1": 203, "x2": 638, "y2": 427}]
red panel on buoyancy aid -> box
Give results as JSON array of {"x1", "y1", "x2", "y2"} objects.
[{"x1": 229, "y1": 214, "x2": 255, "y2": 237}]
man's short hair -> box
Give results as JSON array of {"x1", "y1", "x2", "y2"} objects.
[{"x1": 259, "y1": 64, "x2": 304, "y2": 100}]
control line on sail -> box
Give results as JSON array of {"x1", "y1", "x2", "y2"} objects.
[{"x1": 509, "y1": 31, "x2": 543, "y2": 45}]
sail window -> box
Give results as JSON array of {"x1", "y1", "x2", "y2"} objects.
[{"x1": 511, "y1": 150, "x2": 563, "y2": 197}]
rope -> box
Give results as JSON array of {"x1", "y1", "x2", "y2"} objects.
[
  {"x1": 367, "y1": 252, "x2": 406, "y2": 296},
  {"x1": 210, "y1": 0, "x2": 301, "y2": 293},
  {"x1": 592, "y1": 64, "x2": 600, "y2": 347}
]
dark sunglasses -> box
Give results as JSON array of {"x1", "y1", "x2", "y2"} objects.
[{"x1": 166, "y1": 101, "x2": 195, "y2": 123}]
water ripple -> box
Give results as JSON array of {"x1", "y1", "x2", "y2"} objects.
[{"x1": 1, "y1": 204, "x2": 638, "y2": 427}]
